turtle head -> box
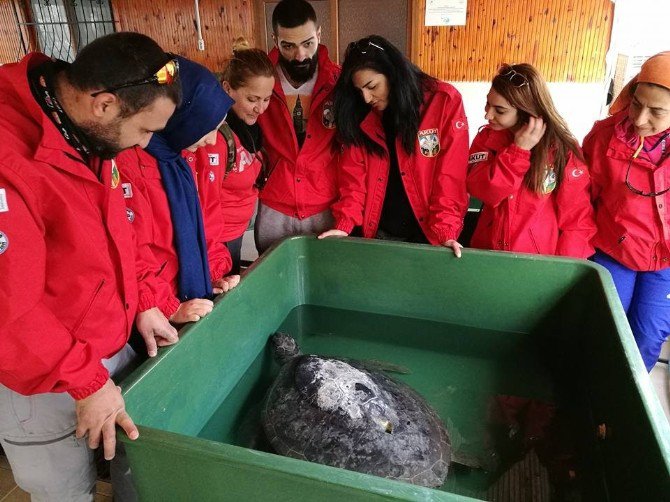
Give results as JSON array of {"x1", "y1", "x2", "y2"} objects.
[{"x1": 270, "y1": 332, "x2": 301, "y2": 365}]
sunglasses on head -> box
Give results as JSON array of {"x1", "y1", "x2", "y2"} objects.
[
  {"x1": 498, "y1": 64, "x2": 529, "y2": 88},
  {"x1": 348, "y1": 39, "x2": 385, "y2": 55},
  {"x1": 90, "y1": 55, "x2": 179, "y2": 97}
]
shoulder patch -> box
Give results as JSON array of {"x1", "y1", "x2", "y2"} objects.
[
  {"x1": 571, "y1": 168, "x2": 584, "y2": 178},
  {"x1": 0, "y1": 188, "x2": 8, "y2": 212},
  {"x1": 468, "y1": 151, "x2": 489, "y2": 164}
]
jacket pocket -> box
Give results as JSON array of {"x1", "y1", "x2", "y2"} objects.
[{"x1": 71, "y1": 279, "x2": 105, "y2": 337}]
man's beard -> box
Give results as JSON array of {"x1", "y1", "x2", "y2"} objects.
[
  {"x1": 278, "y1": 53, "x2": 318, "y2": 85},
  {"x1": 77, "y1": 119, "x2": 124, "y2": 160}
]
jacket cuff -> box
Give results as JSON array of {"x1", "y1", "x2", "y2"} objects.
[
  {"x1": 435, "y1": 227, "x2": 457, "y2": 244},
  {"x1": 67, "y1": 367, "x2": 109, "y2": 400},
  {"x1": 334, "y1": 219, "x2": 355, "y2": 234},
  {"x1": 138, "y1": 292, "x2": 157, "y2": 313},
  {"x1": 210, "y1": 259, "x2": 229, "y2": 282},
  {"x1": 160, "y1": 295, "x2": 181, "y2": 319},
  {"x1": 507, "y1": 143, "x2": 533, "y2": 157}
]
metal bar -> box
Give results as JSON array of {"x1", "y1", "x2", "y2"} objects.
[{"x1": 17, "y1": 20, "x2": 115, "y2": 25}]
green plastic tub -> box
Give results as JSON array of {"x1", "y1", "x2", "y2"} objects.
[{"x1": 120, "y1": 237, "x2": 670, "y2": 501}]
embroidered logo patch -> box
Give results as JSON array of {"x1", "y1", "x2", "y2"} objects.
[
  {"x1": 468, "y1": 152, "x2": 489, "y2": 164},
  {"x1": 0, "y1": 231, "x2": 8, "y2": 254},
  {"x1": 208, "y1": 153, "x2": 219, "y2": 166},
  {"x1": 121, "y1": 183, "x2": 133, "y2": 199},
  {"x1": 0, "y1": 188, "x2": 8, "y2": 212},
  {"x1": 571, "y1": 168, "x2": 584, "y2": 178},
  {"x1": 111, "y1": 160, "x2": 120, "y2": 189},
  {"x1": 126, "y1": 208, "x2": 135, "y2": 223},
  {"x1": 542, "y1": 166, "x2": 557, "y2": 195},
  {"x1": 322, "y1": 100, "x2": 335, "y2": 129},
  {"x1": 418, "y1": 128, "x2": 440, "y2": 157},
  {"x1": 208, "y1": 170, "x2": 216, "y2": 182}
]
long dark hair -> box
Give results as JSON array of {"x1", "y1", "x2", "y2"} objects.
[
  {"x1": 492, "y1": 63, "x2": 582, "y2": 194},
  {"x1": 335, "y1": 35, "x2": 436, "y2": 156}
]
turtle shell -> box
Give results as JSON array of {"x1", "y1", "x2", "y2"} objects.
[{"x1": 261, "y1": 346, "x2": 451, "y2": 488}]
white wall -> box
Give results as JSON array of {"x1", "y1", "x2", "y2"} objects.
[{"x1": 450, "y1": 81, "x2": 608, "y2": 145}]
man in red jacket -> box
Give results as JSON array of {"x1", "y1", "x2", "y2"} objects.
[
  {"x1": 0, "y1": 33, "x2": 180, "y2": 500},
  {"x1": 255, "y1": 0, "x2": 341, "y2": 253}
]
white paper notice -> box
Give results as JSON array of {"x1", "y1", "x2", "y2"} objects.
[{"x1": 425, "y1": 0, "x2": 467, "y2": 26}]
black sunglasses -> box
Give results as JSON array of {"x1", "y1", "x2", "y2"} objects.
[
  {"x1": 90, "y1": 55, "x2": 179, "y2": 97},
  {"x1": 348, "y1": 39, "x2": 385, "y2": 55},
  {"x1": 625, "y1": 137, "x2": 670, "y2": 197},
  {"x1": 498, "y1": 64, "x2": 529, "y2": 88}
]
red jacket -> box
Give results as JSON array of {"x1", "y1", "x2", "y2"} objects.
[
  {"x1": 583, "y1": 111, "x2": 670, "y2": 270},
  {"x1": 116, "y1": 146, "x2": 232, "y2": 318},
  {"x1": 197, "y1": 131, "x2": 260, "y2": 241},
  {"x1": 0, "y1": 54, "x2": 138, "y2": 399},
  {"x1": 331, "y1": 82, "x2": 469, "y2": 244},
  {"x1": 257, "y1": 45, "x2": 340, "y2": 218},
  {"x1": 467, "y1": 127, "x2": 595, "y2": 258}
]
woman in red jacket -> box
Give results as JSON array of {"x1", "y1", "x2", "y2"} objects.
[
  {"x1": 466, "y1": 63, "x2": 596, "y2": 258},
  {"x1": 583, "y1": 52, "x2": 670, "y2": 371},
  {"x1": 318, "y1": 35, "x2": 469, "y2": 255},
  {"x1": 197, "y1": 39, "x2": 274, "y2": 274}
]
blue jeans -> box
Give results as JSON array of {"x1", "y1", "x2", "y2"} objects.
[{"x1": 594, "y1": 250, "x2": 670, "y2": 371}]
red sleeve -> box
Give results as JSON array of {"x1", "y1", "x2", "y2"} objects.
[
  {"x1": 466, "y1": 130, "x2": 532, "y2": 207},
  {"x1": 331, "y1": 145, "x2": 368, "y2": 234},
  {"x1": 428, "y1": 93, "x2": 470, "y2": 243},
  {"x1": 193, "y1": 140, "x2": 232, "y2": 279},
  {"x1": 119, "y1": 156, "x2": 181, "y2": 319},
  {"x1": 0, "y1": 173, "x2": 108, "y2": 398}
]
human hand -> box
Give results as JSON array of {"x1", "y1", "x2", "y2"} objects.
[
  {"x1": 75, "y1": 378, "x2": 137, "y2": 460},
  {"x1": 135, "y1": 307, "x2": 179, "y2": 357},
  {"x1": 212, "y1": 274, "x2": 240, "y2": 294},
  {"x1": 318, "y1": 229, "x2": 349, "y2": 239},
  {"x1": 514, "y1": 116, "x2": 546, "y2": 150},
  {"x1": 442, "y1": 239, "x2": 463, "y2": 258},
  {"x1": 169, "y1": 298, "x2": 214, "y2": 324}
]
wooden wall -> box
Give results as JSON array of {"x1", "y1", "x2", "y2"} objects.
[
  {"x1": 112, "y1": 0, "x2": 257, "y2": 74},
  {"x1": 411, "y1": 0, "x2": 613, "y2": 82},
  {"x1": 0, "y1": 1, "x2": 30, "y2": 63},
  {"x1": 0, "y1": 0, "x2": 613, "y2": 82}
]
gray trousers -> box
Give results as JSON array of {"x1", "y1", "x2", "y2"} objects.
[
  {"x1": 254, "y1": 202, "x2": 334, "y2": 254},
  {"x1": 0, "y1": 344, "x2": 138, "y2": 502}
]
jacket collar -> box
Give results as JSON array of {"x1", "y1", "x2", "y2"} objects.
[{"x1": 6, "y1": 53, "x2": 98, "y2": 181}]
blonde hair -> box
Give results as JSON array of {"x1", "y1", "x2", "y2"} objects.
[{"x1": 222, "y1": 37, "x2": 274, "y2": 90}]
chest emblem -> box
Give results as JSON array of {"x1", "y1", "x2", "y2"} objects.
[
  {"x1": 418, "y1": 128, "x2": 440, "y2": 157},
  {"x1": 322, "y1": 100, "x2": 336, "y2": 129},
  {"x1": 111, "y1": 159, "x2": 120, "y2": 189}
]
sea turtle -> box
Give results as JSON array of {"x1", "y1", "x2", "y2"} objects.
[{"x1": 261, "y1": 332, "x2": 451, "y2": 488}]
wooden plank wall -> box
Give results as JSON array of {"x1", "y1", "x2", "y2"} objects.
[
  {"x1": 0, "y1": 0, "x2": 613, "y2": 83},
  {"x1": 0, "y1": 1, "x2": 28, "y2": 63},
  {"x1": 112, "y1": 0, "x2": 257, "y2": 74},
  {"x1": 412, "y1": 0, "x2": 613, "y2": 82}
]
